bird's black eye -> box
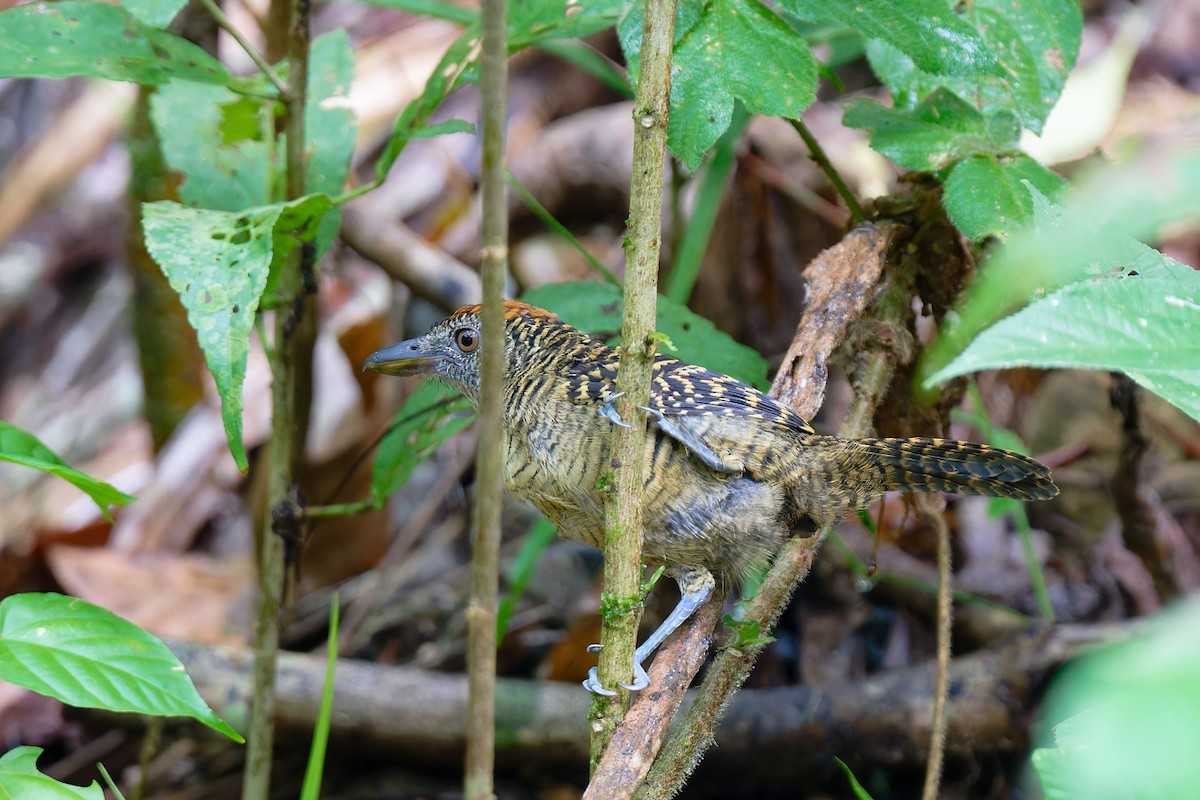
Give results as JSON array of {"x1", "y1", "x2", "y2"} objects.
[{"x1": 454, "y1": 327, "x2": 479, "y2": 353}]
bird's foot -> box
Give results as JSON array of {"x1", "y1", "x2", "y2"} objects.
[
  {"x1": 598, "y1": 393, "x2": 632, "y2": 428},
  {"x1": 581, "y1": 643, "x2": 651, "y2": 695}
]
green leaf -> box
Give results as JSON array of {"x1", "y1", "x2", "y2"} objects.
[
  {"x1": 0, "y1": 747, "x2": 102, "y2": 800},
  {"x1": 929, "y1": 254, "x2": 1200, "y2": 422},
  {"x1": 120, "y1": 0, "x2": 187, "y2": 28},
  {"x1": 1031, "y1": 600, "x2": 1200, "y2": 799},
  {"x1": 0, "y1": 421, "x2": 134, "y2": 521},
  {"x1": 0, "y1": 593, "x2": 243, "y2": 741},
  {"x1": 943, "y1": 153, "x2": 1066, "y2": 240},
  {"x1": 781, "y1": 0, "x2": 998, "y2": 78},
  {"x1": 520, "y1": 281, "x2": 770, "y2": 389},
  {"x1": 142, "y1": 196, "x2": 333, "y2": 471},
  {"x1": 843, "y1": 89, "x2": 991, "y2": 171},
  {"x1": 150, "y1": 82, "x2": 275, "y2": 211},
  {"x1": 834, "y1": 757, "x2": 876, "y2": 800},
  {"x1": 665, "y1": 0, "x2": 817, "y2": 170},
  {"x1": 865, "y1": 0, "x2": 1081, "y2": 133},
  {"x1": 305, "y1": 30, "x2": 357, "y2": 256},
  {"x1": 0, "y1": 2, "x2": 231, "y2": 85},
  {"x1": 412, "y1": 119, "x2": 476, "y2": 139},
  {"x1": 371, "y1": 380, "x2": 475, "y2": 505},
  {"x1": 920, "y1": 152, "x2": 1200, "y2": 396},
  {"x1": 508, "y1": 0, "x2": 624, "y2": 48},
  {"x1": 375, "y1": 25, "x2": 481, "y2": 183},
  {"x1": 497, "y1": 517, "x2": 558, "y2": 644}
]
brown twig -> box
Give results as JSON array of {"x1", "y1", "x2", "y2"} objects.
[{"x1": 585, "y1": 588, "x2": 727, "y2": 799}]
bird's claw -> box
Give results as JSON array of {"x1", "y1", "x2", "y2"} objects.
[
  {"x1": 599, "y1": 393, "x2": 632, "y2": 428},
  {"x1": 582, "y1": 644, "x2": 652, "y2": 695}
]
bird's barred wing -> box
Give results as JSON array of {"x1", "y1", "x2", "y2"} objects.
[{"x1": 565, "y1": 355, "x2": 814, "y2": 474}]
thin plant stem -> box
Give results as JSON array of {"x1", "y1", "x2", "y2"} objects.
[
  {"x1": 790, "y1": 118, "x2": 866, "y2": 223},
  {"x1": 242, "y1": 0, "x2": 313, "y2": 794},
  {"x1": 196, "y1": 0, "x2": 289, "y2": 98},
  {"x1": 590, "y1": 0, "x2": 678, "y2": 768},
  {"x1": 918, "y1": 495, "x2": 952, "y2": 800},
  {"x1": 465, "y1": 0, "x2": 508, "y2": 793}
]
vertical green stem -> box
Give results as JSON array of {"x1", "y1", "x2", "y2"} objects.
[
  {"x1": 591, "y1": 0, "x2": 677, "y2": 766},
  {"x1": 466, "y1": 0, "x2": 508, "y2": 794},
  {"x1": 243, "y1": 0, "x2": 312, "y2": 796}
]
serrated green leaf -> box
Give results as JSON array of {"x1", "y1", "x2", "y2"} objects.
[
  {"x1": 120, "y1": 0, "x2": 187, "y2": 28},
  {"x1": 150, "y1": 82, "x2": 275, "y2": 211},
  {"x1": 843, "y1": 89, "x2": 990, "y2": 171},
  {"x1": 371, "y1": 380, "x2": 475, "y2": 504},
  {"x1": 666, "y1": 0, "x2": 817, "y2": 169},
  {"x1": 0, "y1": 2, "x2": 230, "y2": 85},
  {"x1": 929, "y1": 255, "x2": 1200, "y2": 421},
  {"x1": 865, "y1": 0, "x2": 1080, "y2": 133},
  {"x1": 0, "y1": 747, "x2": 103, "y2": 800},
  {"x1": 143, "y1": 197, "x2": 332, "y2": 471},
  {"x1": 921, "y1": 152, "x2": 1200, "y2": 392},
  {"x1": 781, "y1": 0, "x2": 998, "y2": 78},
  {"x1": 943, "y1": 153, "x2": 1065, "y2": 240},
  {"x1": 520, "y1": 281, "x2": 770, "y2": 389},
  {"x1": 0, "y1": 421, "x2": 134, "y2": 522},
  {"x1": 0, "y1": 593, "x2": 243, "y2": 741}
]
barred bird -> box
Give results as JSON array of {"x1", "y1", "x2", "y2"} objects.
[{"x1": 364, "y1": 301, "x2": 1057, "y2": 693}]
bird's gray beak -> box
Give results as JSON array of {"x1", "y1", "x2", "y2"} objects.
[{"x1": 362, "y1": 337, "x2": 440, "y2": 376}]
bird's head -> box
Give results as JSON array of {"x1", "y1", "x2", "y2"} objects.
[{"x1": 362, "y1": 301, "x2": 569, "y2": 403}]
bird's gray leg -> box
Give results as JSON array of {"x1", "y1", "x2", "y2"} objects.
[{"x1": 583, "y1": 566, "x2": 715, "y2": 696}]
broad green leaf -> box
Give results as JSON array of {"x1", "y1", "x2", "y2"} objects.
[
  {"x1": 0, "y1": 593, "x2": 243, "y2": 741},
  {"x1": 0, "y1": 2, "x2": 230, "y2": 86},
  {"x1": 150, "y1": 82, "x2": 275, "y2": 211},
  {"x1": 843, "y1": 89, "x2": 992, "y2": 171},
  {"x1": 0, "y1": 747, "x2": 102, "y2": 800},
  {"x1": 1031, "y1": 600, "x2": 1200, "y2": 798},
  {"x1": 928, "y1": 255, "x2": 1200, "y2": 422},
  {"x1": 143, "y1": 196, "x2": 333, "y2": 471},
  {"x1": 781, "y1": 0, "x2": 998, "y2": 78},
  {"x1": 120, "y1": 0, "x2": 187, "y2": 28},
  {"x1": 371, "y1": 380, "x2": 475, "y2": 505},
  {"x1": 865, "y1": 0, "x2": 1081, "y2": 133},
  {"x1": 921, "y1": 152, "x2": 1200, "y2": 388},
  {"x1": 943, "y1": 153, "x2": 1065, "y2": 239},
  {"x1": 520, "y1": 281, "x2": 770, "y2": 389},
  {"x1": 0, "y1": 421, "x2": 133, "y2": 521},
  {"x1": 665, "y1": 0, "x2": 817, "y2": 169}
]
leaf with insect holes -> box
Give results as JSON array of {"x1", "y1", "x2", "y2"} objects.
[
  {"x1": 0, "y1": 1, "x2": 230, "y2": 85},
  {"x1": 142, "y1": 196, "x2": 332, "y2": 471}
]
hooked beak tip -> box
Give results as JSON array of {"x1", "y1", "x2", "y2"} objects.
[{"x1": 362, "y1": 340, "x2": 437, "y2": 376}]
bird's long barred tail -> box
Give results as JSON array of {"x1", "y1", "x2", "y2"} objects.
[{"x1": 851, "y1": 437, "x2": 1058, "y2": 502}]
